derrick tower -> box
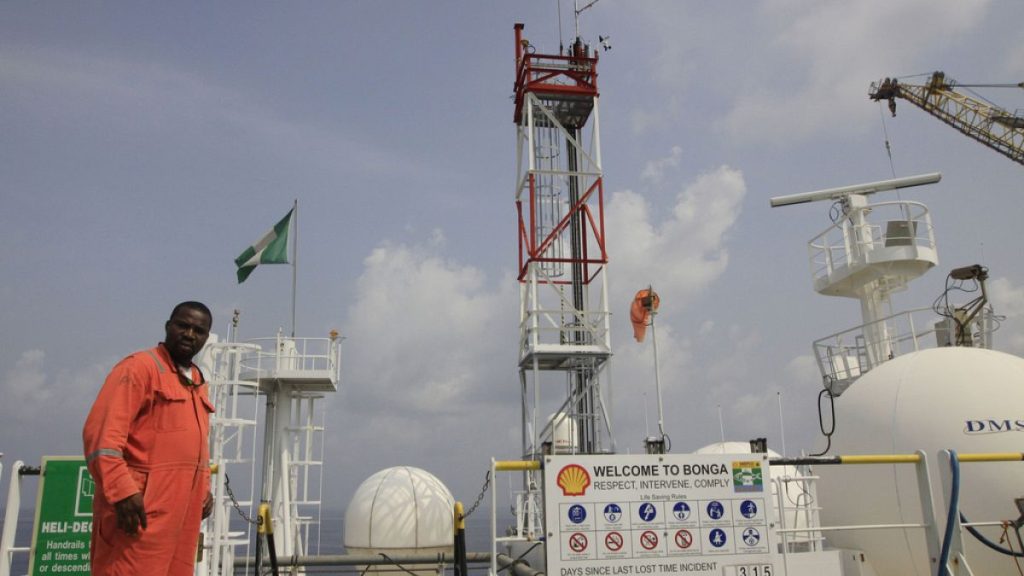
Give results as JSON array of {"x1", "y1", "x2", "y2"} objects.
[{"x1": 513, "y1": 23, "x2": 612, "y2": 460}]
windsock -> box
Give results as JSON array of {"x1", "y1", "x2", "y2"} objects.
[{"x1": 630, "y1": 288, "x2": 660, "y2": 342}]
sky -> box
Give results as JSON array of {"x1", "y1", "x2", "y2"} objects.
[{"x1": 3, "y1": 0, "x2": 1024, "y2": 522}]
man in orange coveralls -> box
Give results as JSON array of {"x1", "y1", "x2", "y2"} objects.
[{"x1": 83, "y1": 301, "x2": 216, "y2": 576}]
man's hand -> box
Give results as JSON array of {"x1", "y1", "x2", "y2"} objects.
[
  {"x1": 115, "y1": 493, "x2": 146, "y2": 535},
  {"x1": 202, "y1": 491, "x2": 214, "y2": 519}
]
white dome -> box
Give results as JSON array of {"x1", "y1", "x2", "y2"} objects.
[
  {"x1": 818, "y1": 347, "x2": 1024, "y2": 575},
  {"x1": 344, "y1": 466, "x2": 455, "y2": 552}
]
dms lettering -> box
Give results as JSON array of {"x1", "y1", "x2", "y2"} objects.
[{"x1": 964, "y1": 419, "x2": 1024, "y2": 434}]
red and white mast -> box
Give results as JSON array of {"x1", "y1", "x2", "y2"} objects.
[{"x1": 513, "y1": 22, "x2": 613, "y2": 462}]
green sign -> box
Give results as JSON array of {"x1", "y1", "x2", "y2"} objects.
[{"x1": 28, "y1": 457, "x2": 94, "y2": 574}]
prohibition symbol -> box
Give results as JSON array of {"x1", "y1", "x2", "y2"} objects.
[
  {"x1": 605, "y1": 531, "x2": 624, "y2": 552},
  {"x1": 569, "y1": 532, "x2": 589, "y2": 553},
  {"x1": 674, "y1": 529, "x2": 693, "y2": 549},
  {"x1": 640, "y1": 530, "x2": 660, "y2": 550}
]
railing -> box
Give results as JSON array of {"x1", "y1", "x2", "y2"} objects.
[
  {"x1": 0, "y1": 462, "x2": 38, "y2": 576},
  {"x1": 813, "y1": 308, "x2": 998, "y2": 394},
  {"x1": 520, "y1": 308, "x2": 610, "y2": 353},
  {"x1": 489, "y1": 460, "x2": 543, "y2": 576},
  {"x1": 240, "y1": 333, "x2": 341, "y2": 382},
  {"x1": 807, "y1": 200, "x2": 935, "y2": 286},
  {"x1": 772, "y1": 452, "x2": 942, "y2": 575}
]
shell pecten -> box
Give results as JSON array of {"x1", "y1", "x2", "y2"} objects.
[{"x1": 556, "y1": 464, "x2": 591, "y2": 496}]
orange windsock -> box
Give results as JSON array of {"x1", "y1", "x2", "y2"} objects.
[{"x1": 630, "y1": 288, "x2": 660, "y2": 342}]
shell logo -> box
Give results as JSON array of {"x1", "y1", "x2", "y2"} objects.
[{"x1": 556, "y1": 464, "x2": 591, "y2": 496}]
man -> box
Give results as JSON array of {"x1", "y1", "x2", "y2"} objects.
[{"x1": 83, "y1": 302, "x2": 216, "y2": 576}]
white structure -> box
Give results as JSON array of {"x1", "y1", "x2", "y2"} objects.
[
  {"x1": 198, "y1": 326, "x2": 342, "y2": 576},
  {"x1": 344, "y1": 466, "x2": 454, "y2": 574},
  {"x1": 771, "y1": 173, "x2": 942, "y2": 395},
  {"x1": 818, "y1": 347, "x2": 1024, "y2": 575},
  {"x1": 776, "y1": 174, "x2": 1024, "y2": 574}
]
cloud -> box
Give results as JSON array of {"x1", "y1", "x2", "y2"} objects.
[
  {"x1": 621, "y1": 1, "x2": 993, "y2": 144},
  {"x1": 640, "y1": 146, "x2": 684, "y2": 186},
  {"x1": 720, "y1": 0, "x2": 991, "y2": 143},
  {"x1": 607, "y1": 164, "x2": 746, "y2": 310},
  {"x1": 988, "y1": 276, "x2": 1024, "y2": 354},
  {"x1": 5, "y1": 349, "x2": 50, "y2": 405},
  {"x1": 0, "y1": 350, "x2": 112, "y2": 458},
  {"x1": 342, "y1": 238, "x2": 516, "y2": 416}
]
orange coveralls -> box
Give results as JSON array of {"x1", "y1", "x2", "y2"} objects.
[{"x1": 83, "y1": 344, "x2": 215, "y2": 576}]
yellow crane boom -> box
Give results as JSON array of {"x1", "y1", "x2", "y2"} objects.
[{"x1": 869, "y1": 71, "x2": 1024, "y2": 166}]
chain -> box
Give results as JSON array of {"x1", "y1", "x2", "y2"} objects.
[
  {"x1": 461, "y1": 469, "x2": 491, "y2": 520},
  {"x1": 224, "y1": 472, "x2": 261, "y2": 527}
]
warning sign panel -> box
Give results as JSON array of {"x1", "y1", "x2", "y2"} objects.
[{"x1": 544, "y1": 454, "x2": 780, "y2": 576}]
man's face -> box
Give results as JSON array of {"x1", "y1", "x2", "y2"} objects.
[{"x1": 164, "y1": 307, "x2": 212, "y2": 366}]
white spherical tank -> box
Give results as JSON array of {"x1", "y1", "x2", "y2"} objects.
[
  {"x1": 817, "y1": 347, "x2": 1024, "y2": 575},
  {"x1": 344, "y1": 466, "x2": 455, "y2": 568}
]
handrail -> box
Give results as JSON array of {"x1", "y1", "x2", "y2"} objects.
[
  {"x1": 812, "y1": 307, "x2": 998, "y2": 391},
  {"x1": 770, "y1": 450, "x2": 942, "y2": 574},
  {"x1": 491, "y1": 459, "x2": 543, "y2": 576},
  {"x1": 807, "y1": 199, "x2": 934, "y2": 283},
  {"x1": 0, "y1": 461, "x2": 29, "y2": 576}
]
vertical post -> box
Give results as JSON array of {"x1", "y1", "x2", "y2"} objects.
[
  {"x1": 913, "y1": 449, "x2": 942, "y2": 576},
  {"x1": 0, "y1": 461, "x2": 25, "y2": 576},
  {"x1": 490, "y1": 459, "x2": 498, "y2": 576},
  {"x1": 650, "y1": 310, "x2": 665, "y2": 442},
  {"x1": 290, "y1": 199, "x2": 298, "y2": 338}
]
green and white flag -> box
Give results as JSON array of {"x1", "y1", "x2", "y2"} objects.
[{"x1": 235, "y1": 208, "x2": 294, "y2": 283}]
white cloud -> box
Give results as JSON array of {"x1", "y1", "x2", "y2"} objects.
[
  {"x1": 607, "y1": 164, "x2": 746, "y2": 310},
  {"x1": 5, "y1": 349, "x2": 50, "y2": 405},
  {"x1": 0, "y1": 350, "x2": 112, "y2": 458},
  {"x1": 720, "y1": 0, "x2": 991, "y2": 143},
  {"x1": 343, "y1": 240, "x2": 515, "y2": 416},
  {"x1": 640, "y1": 146, "x2": 683, "y2": 186},
  {"x1": 988, "y1": 276, "x2": 1024, "y2": 354}
]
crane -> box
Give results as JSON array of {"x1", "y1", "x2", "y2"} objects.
[{"x1": 869, "y1": 71, "x2": 1024, "y2": 166}]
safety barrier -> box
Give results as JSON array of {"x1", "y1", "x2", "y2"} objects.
[
  {"x1": 770, "y1": 451, "x2": 943, "y2": 575},
  {"x1": 490, "y1": 460, "x2": 543, "y2": 576}
]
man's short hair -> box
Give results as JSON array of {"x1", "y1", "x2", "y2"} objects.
[{"x1": 170, "y1": 301, "x2": 213, "y2": 324}]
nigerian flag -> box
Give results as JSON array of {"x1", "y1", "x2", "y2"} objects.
[{"x1": 235, "y1": 208, "x2": 294, "y2": 283}]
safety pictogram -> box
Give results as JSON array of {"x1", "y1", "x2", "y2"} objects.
[
  {"x1": 674, "y1": 529, "x2": 693, "y2": 549},
  {"x1": 605, "y1": 531, "x2": 624, "y2": 551},
  {"x1": 604, "y1": 503, "x2": 622, "y2": 523},
  {"x1": 740, "y1": 500, "x2": 758, "y2": 519},
  {"x1": 569, "y1": 532, "x2": 589, "y2": 553},
  {"x1": 640, "y1": 530, "x2": 660, "y2": 550},
  {"x1": 638, "y1": 502, "x2": 657, "y2": 522},
  {"x1": 568, "y1": 504, "x2": 587, "y2": 524},
  {"x1": 708, "y1": 528, "x2": 728, "y2": 548},
  {"x1": 672, "y1": 501, "x2": 691, "y2": 521},
  {"x1": 742, "y1": 527, "x2": 761, "y2": 546},
  {"x1": 707, "y1": 501, "x2": 725, "y2": 520}
]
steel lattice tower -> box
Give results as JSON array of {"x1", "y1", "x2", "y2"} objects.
[{"x1": 513, "y1": 24, "x2": 614, "y2": 460}]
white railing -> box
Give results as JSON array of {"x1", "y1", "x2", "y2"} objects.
[
  {"x1": 0, "y1": 462, "x2": 30, "y2": 576},
  {"x1": 807, "y1": 200, "x2": 935, "y2": 285},
  {"x1": 241, "y1": 333, "x2": 341, "y2": 383},
  {"x1": 813, "y1": 308, "x2": 997, "y2": 394}
]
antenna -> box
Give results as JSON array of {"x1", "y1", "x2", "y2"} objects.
[
  {"x1": 769, "y1": 172, "x2": 941, "y2": 208},
  {"x1": 574, "y1": 0, "x2": 601, "y2": 38}
]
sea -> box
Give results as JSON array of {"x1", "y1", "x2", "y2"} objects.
[{"x1": 1, "y1": 509, "x2": 508, "y2": 575}]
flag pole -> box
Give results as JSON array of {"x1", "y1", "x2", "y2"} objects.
[{"x1": 291, "y1": 199, "x2": 298, "y2": 337}]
